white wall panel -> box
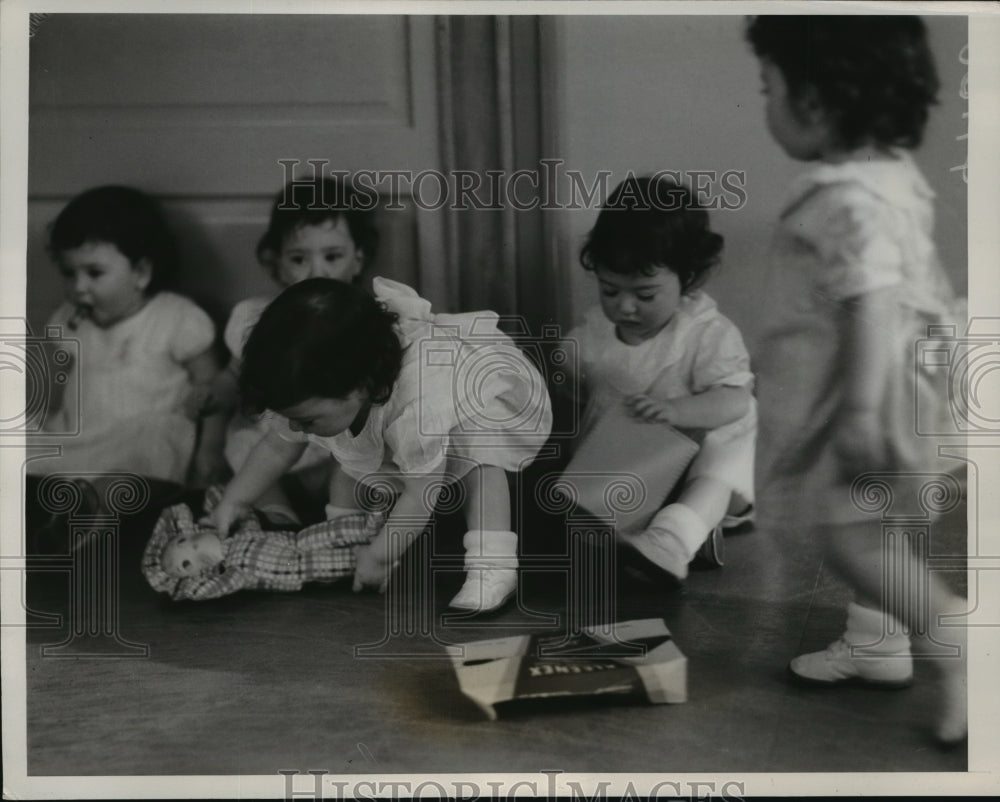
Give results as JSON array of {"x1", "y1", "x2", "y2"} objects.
[{"x1": 27, "y1": 13, "x2": 443, "y2": 332}]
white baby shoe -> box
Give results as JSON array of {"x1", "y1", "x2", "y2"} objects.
[
  {"x1": 789, "y1": 603, "x2": 913, "y2": 688},
  {"x1": 449, "y1": 529, "x2": 518, "y2": 613},
  {"x1": 622, "y1": 526, "x2": 691, "y2": 582}
]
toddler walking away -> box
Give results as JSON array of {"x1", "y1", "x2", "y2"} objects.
[
  {"x1": 204, "y1": 176, "x2": 378, "y2": 526},
  {"x1": 208, "y1": 276, "x2": 553, "y2": 613},
  {"x1": 748, "y1": 16, "x2": 967, "y2": 743},
  {"x1": 566, "y1": 176, "x2": 757, "y2": 584},
  {"x1": 30, "y1": 185, "x2": 225, "y2": 487}
]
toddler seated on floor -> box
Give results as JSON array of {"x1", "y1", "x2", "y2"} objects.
[{"x1": 562, "y1": 176, "x2": 757, "y2": 584}]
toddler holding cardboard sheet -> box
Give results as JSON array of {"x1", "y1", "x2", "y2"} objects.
[{"x1": 563, "y1": 176, "x2": 757, "y2": 583}]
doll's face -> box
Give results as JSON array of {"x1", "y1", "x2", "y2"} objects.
[{"x1": 162, "y1": 531, "x2": 224, "y2": 578}]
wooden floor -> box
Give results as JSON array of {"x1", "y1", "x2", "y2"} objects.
[{"x1": 20, "y1": 477, "x2": 968, "y2": 779}]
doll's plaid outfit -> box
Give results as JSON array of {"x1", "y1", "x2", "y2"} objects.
[{"x1": 143, "y1": 488, "x2": 384, "y2": 601}]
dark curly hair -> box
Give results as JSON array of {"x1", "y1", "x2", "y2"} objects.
[
  {"x1": 747, "y1": 15, "x2": 939, "y2": 150},
  {"x1": 580, "y1": 175, "x2": 724, "y2": 293},
  {"x1": 239, "y1": 278, "x2": 402, "y2": 414},
  {"x1": 256, "y1": 176, "x2": 379, "y2": 282},
  {"x1": 48, "y1": 185, "x2": 178, "y2": 294}
]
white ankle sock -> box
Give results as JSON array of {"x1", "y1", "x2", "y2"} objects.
[
  {"x1": 844, "y1": 602, "x2": 911, "y2": 654},
  {"x1": 462, "y1": 529, "x2": 518, "y2": 567}
]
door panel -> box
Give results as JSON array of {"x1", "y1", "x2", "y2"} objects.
[{"x1": 27, "y1": 13, "x2": 444, "y2": 330}]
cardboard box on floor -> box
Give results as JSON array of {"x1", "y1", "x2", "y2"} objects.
[{"x1": 448, "y1": 618, "x2": 686, "y2": 720}]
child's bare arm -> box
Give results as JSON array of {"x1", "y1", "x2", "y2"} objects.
[
  {"x1": 628, "y1": 384, "x2": 752, "y2": 429},
  {"x1": 184, "y1": 348, "x2": 229, "y2": 485},
  {"x1": 184, "y1": 354, "x2": 241, "y2": 419},
  {"x1": 352, "y1": 473, "x2": 443, "y2": 592},
  {"x1": 209, "y1": 429, "x2": 307, "y2": 533},
  {"x1": 840, "y1": 287, "x2": 894, "y2": 412},
  {"x1": 211, "y1": 355, "x2": 243, "y2": 414},
  {"x1": 834, "y1": 286, "x2": 896, "y2": 473}
]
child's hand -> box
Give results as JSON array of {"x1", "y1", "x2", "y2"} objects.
[
  {"x1": 834, "y1": 408, "x2": 886, "y2": 478},
  {"x1": 202, "y1": 497, "x2": 251, "y2": 535},
  {"x1": 626, "y1": 394, "x2": 677, "y2": 424},
  {"x1": 351, "y1": 542, "x2": 395, "y2": 594}
]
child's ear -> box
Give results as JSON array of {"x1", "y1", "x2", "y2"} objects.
[
  {"x1": 133, "y1": 257, "x2": 154, "y2": 292},
  {"x1": 258, "y1": 248, "x2": 279, "y2": 274},
  {"x1": 350, "y1": 248, "x2": 366, "y2": 278},
  {"x1": 793, "y1": 87, "x2": 828, "y2": 127}
]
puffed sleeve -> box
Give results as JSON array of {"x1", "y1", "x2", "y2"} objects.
[
  {"x1": 796, "y1": 183, "x2": 904, "y2": 301},
  {"x1": 383, "y1": 403, "x2": 450, "y2": 475},
  {"x1": 167, "y1": 295, "x2": 216, "y2": 363},
  {"x1": 223, "y1": 298, "x2": 268, "y2": 359},
  {"x1": 690, "y1": 317, "x2": 754, "y2": 394}
]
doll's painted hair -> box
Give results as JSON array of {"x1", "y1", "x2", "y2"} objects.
[
  {"x1": 48, "y1": 185, "x2": 178, "y2": 294},
  {"x1": 256, "y1": 177, "x2": 380, "y2": 281},
  {"x1": 240, "y1": 278, "x2": 402, "y2": 413},
  {"x1": 580, "y1": 176, "x2": 724, "y2": 293},
  {"x1": 746, "y1": 15, "x2": 939, "y2": 151}
]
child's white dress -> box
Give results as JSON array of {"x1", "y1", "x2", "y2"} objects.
[
  {"x1": 32, "y1": 292, "x2": 215, "y2": 483},
  {"x1": 568, "y1": 291, "x2": 757, "y2": 509},
  {"x1": 267, "y1": 277, "x2": 553, "y2": 485},
  {"x1": 754, "y1": 152, "x2": 963, "y2": 527},
  {"x1": 222, "y1": 295, "x2": 329, "y2": 473}
]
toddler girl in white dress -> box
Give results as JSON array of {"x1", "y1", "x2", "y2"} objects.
[
  {"x1": 748, "y1": 15, "x2": 967, "y2": 743},
  {"x1": 208, "y1": 277, "x2": 553, "y2": 613},
  {"x1": 566, "y1": 176, "x2": 757, "y2": 584},
  {"x1": 206, "y1": 177, "x2": 378, "y2": 524},
  {"x1": 32, "y1": 185, "x2": 223, "y2": 487}
]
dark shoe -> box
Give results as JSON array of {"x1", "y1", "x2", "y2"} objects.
[{"x1": 692, "y1": 525, "x2": 725, "y2": 569}]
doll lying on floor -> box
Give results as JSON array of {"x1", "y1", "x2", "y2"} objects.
[{"x1": 142, "y1": 487, "x2": 385, "y2": 601}]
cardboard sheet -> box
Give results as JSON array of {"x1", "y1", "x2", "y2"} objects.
[{"x1": 559, "y1": 401, "x2": 700, "y2": 534}]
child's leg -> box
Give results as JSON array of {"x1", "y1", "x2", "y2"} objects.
[
  {"x1": 325, "y1": 464, "x2": 365, "y2": 520},
  {"x1": 450, "y1": 465, "x2": 517, "y2": 612},
  {"x1": 253, "y1": 484, "x2": 300, "y2": 527},
  {"x1": 461, "y1": 464, "x2": 511, "y2": 531},
  {"x1": 226, "y1": 429, "x2": 300, "y2": 525},
  {"x1": 803, "y1": 520, "x2": 967, "y2": 742},
  {"x1": 623, "y1": 476, "x2": 731, "y2": 581},
  {"x1": 679, "y1": 476, "x2": 732, "y2": 526}
]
